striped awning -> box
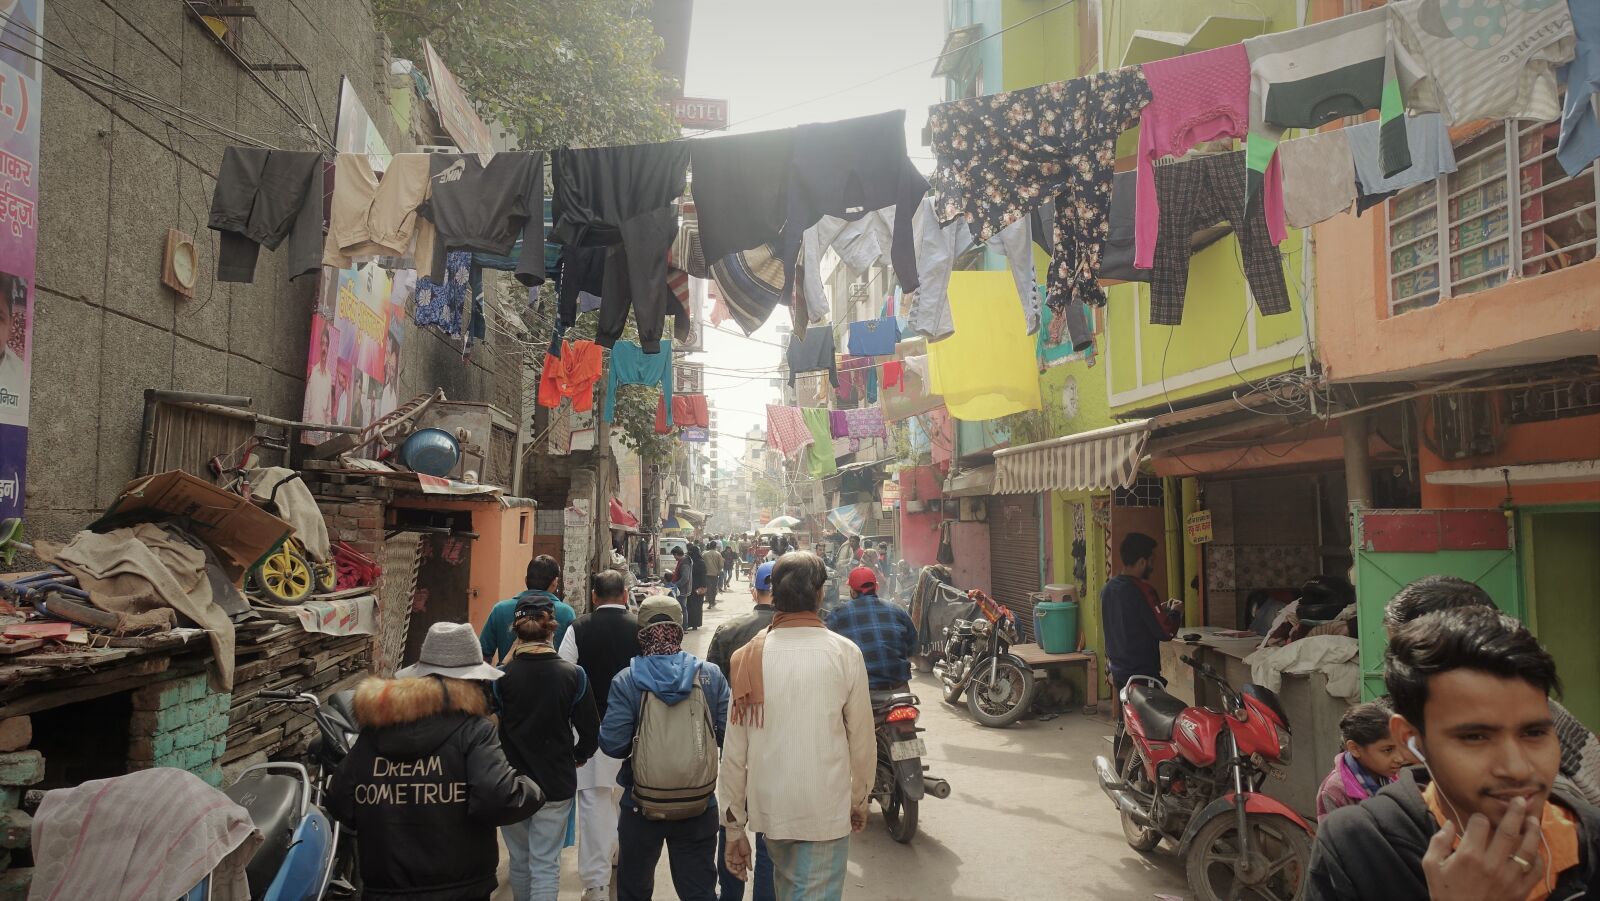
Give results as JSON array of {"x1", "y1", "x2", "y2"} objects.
[{"x1": 992, "y1": 420, "x2": 1152, "y2": 494}]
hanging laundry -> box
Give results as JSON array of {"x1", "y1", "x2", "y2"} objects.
[
  {"x1": 786, "y1": 327, "x2": 838, "y2": 389},
  {"x1": 929, "y1": 68, "x2": 1152, "y2": 316},
  {"x1": 797, "y1": 208, "x2": 897, "y2": 322},
  {"x1": 1347, "y1": 112, "x2": 1458, "y2": 199},
  {"x1": 829, "y1": 410, "x2": 849, "y2": 439},
  {"x1": 208, "y1": 147, "x2": 324, "y2": 284},
  {"x1": 1244, "y1": 7, "x2": 1409, "y2": 199},
  {"x1": 847, "y1": 318, "x2": 900, "y2": 357},
  {"x1": 1134, "y1": 44, "x2": 1279, "y2": 268},
  {"x1": 910, "y1": 197, "x2": 1038, "y2": 340},
  {"x1": 690, "y1": 127, "x2": 795, "y2": 262},
  {"x1": 551, "y1": 143, "x2": 691, "y2": 353},
  {"x1": 708, "y1": 283, "x2": 731, "y2": 328},
  {"x1": 843, "y1": 406, "x2": 888, "y2": 440},
  {"x1": 538, "y1": 339, "x2": 604, "y2": 412},
  {"x1": 420, "y1": 152, "x2": 546, "y2": 286},
  {"x1": 926, "y1": 272, "x2": 1043, "y2": 421},
  {"x1": 655, "y1": 393, "x2": 710, "y2": 433},
  {"x1": 1037, "y1": 286, "x2": 1096, "y2": 357},
  {"x1": 467, "y1": 263, "x2": 487, "y2": 348},
  {"x1": 602, "y1": 339, "x2": 674, "y2": 424},
  {"x1": 1390, "y1": 0, "x2": 1574, "y2": 128},
  {"x1": 837, "y1": 355, "x2": 879, "y2": 405},
  {"x1": 414, "y1": 251, "x2": 473, "y2": 337},
  {"x1": 1149, "y1": 151, "x2": 1291, "y2": 327},
  {"x1": 883, "y1": 360, "x2": 906, "y2": 394},
  {"x1": 766, "y1": 404, "x2": 814, "y2": 459},
  {"x1": 556, "y1": 245, "x2": 607, "y2": 329},
  {"x1": 1558, "y1": 0, "x2": 1600, "y2": 177},
  {"x1": 1278, "y1": 130, "x2": 1358, "y2": 228},
  {"x1": 324, "y1": 153, "x2": 434, "y2": 270},
  {"x1": 779, "y1": 110, "x2": 928, "y2": 299},
  {"x1": 709, "y1": 244, "x2": 787, "y2": 336},
  {"x1": 671, "y1": 220, "x2": 709, "y2": 279},
  {"x1": 1097, "y1": 175, "x2": 1151, "y2": 285},
  {"x1": 800, "y1": 408, "x2": 839, "y2": 478}
]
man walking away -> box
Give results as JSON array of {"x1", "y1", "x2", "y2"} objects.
[
  {"x1": 328, "y1": 622, "x2": 543, "y2": 901},
  {"x1": 685, "y1": 543, "x2": 708, "y2": 630},
  {"x1": 499, "y1": 595, "x2": 600, "y2": 901},
  {"x1": 559, "y1": 570, "x2": 641, "y2": 901},
  {"x1": 720, "y1": 552, "x2": 875, "y2": 901},
  {"x1": 704, "y1": 542, "x2": 723, "y2": 609},
  {"x1": 706, "y1": 563, "x2": 781, "y2": 901},
  {"x1": 1306, "y1": 607, "x2": 1600, "y2": 900},
  {"x1": 601, "y1": 596, "x2": 731, "y2": 901},
  {"x1": 828, "y1": 566, "x2": 918, "y2": 691},
  {"x1": 482, "y1": 555, "x2": 576, "y2": 665},
  {"x1": 1101, "y1": 533, "x2": 1180, "y2": 693}
]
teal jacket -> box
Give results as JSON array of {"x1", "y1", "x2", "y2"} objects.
[{"x1": 480, "y1": 590, "x2": 575, "y2": 664}]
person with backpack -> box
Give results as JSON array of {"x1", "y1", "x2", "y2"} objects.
[
  {"x1": 600, "y1": 595, "x2": 731, "y2": 901},
  {"x1": 498, "y1": 594, "x2": 600, "y2": 901}
]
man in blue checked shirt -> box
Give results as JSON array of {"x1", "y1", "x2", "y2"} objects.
[{"x1": 827, "y1": 566, "x2": 919, "y2": 690}]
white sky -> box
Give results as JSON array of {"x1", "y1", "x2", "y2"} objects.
[{"x1": 680, "y1": 0, "x2": 946, "y2": 466}]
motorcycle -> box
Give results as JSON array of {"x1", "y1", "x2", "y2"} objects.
[
  {"x1": 1094, "y1": 655, "x2": 1313, "y2": 901},
  {"x1": 934, "y1": 589, "x2": 1037, "y2": 728},
  {"x1": 187, "y1": 688, "x2": 362, "y2": 900},
  {"x1": 869, "y1": 690, "x2": 951, "y2": 843}
]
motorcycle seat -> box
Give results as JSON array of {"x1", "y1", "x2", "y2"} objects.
[
  {"x1": 224, "y1": 770, "x2": 302, "y2": 899},
  {"x1": 1125, "y1": 682, "x2": 1189, "y2": 742},
  {"x1": 870, "y1": 690, "x2": 917, "y2": 713}
]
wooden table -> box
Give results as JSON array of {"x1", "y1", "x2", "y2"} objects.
[{"x1": 1010, "y1": 643, "x2": 1099, "y2": 709}]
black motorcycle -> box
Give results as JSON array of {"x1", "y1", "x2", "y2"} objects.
[
  {"x1": 869, "y1": 690, "x2": 950, "y2": 843},
  {"x1": 934, "y1": 589, "x2": 1037, "y2": 728}
]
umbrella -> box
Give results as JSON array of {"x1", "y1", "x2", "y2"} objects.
[{"x1": 762, "y1": 516, "x2": 802, "y2": 531}]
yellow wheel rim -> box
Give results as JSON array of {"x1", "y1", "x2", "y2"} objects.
[{"x1": 261, "y1": 548, "x2": 312, "y2": 599}]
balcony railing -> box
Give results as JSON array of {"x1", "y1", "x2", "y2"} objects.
[{"x1": 1386, "y1": 115, "x2": 1598, "y2": 316}]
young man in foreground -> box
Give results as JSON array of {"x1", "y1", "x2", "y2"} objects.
[{"x1": 1307, "y1": 607, "x2": 1600, "y2": 900}]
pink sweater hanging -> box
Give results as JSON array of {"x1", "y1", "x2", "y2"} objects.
[{"x1": 1135, "y1": 45, "x2": 1286, "y2": 269}]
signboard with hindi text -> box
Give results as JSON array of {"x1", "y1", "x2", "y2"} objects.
[{"x1": 0, "y1": 0, "x2": 42, "y2": 522}]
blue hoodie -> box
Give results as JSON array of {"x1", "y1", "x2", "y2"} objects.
[{"x1": 600, "y1": 651, "x2": 730, "y2": 802}]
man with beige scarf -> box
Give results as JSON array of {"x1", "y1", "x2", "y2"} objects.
[{"x1": 718, "y1": 551, "x2": 875, "y2": 901}]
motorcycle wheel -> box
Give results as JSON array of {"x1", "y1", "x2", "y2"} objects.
[
  {"x1": 1116, "y1": 744, "x2": 1162, "y2": 852},
  {"x1": 1185, "y1": 812, "x2": 1311, "y2": 901},
  {"x1": 965, "y1": 658, "x2": 1036, "y2": 728},
  {"x1": 882, "y1": 784, "x2": 919, "y2": 844}
]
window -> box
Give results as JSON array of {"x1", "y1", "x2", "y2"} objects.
[
  {"x1": 518, "y1": 511, "x2": 531, "y2": 544},
  {"x1": 1387, "y1": 116, "x2": 1598, "y2": 315}
]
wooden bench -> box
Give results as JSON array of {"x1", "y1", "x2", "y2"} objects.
[{"x1": 1009, "y1": 643, "x2": 1099, "y2": 709}]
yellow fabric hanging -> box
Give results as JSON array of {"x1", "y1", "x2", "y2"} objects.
[{"x1": 927, "y1": 271, "x2": 1043, "y2": 421}]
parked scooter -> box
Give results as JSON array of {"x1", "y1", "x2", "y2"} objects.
[
  {"x1": 869, "y1": 690, "x2": 951, "y2": 843},
  {"x1": 188, "y1": 689, "x2": 362, "y2": 900},
  {"x1": 934, "y1": 589, "x2": 1037, "y2": 727},
  {"x1": 1094, "y1": 655, "x2": 1313, "y2": 901}
]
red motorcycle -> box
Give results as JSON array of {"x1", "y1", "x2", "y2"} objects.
[{"x1": 1094, "y1": 655, "x2": 1313, "y2": 901}]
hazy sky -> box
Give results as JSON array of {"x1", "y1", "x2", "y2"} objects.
[{"x1": 680, "y1": 0, "x2": 946, "y2": 466}]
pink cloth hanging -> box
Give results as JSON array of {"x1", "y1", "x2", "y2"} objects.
[{"x1": 766, "y1": 404, "x2": 814, "y2": 459}]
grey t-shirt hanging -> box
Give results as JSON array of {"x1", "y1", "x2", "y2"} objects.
[
  {"x1": 1348, "y1": 113, "x2": 1457, "y2": 197},
  {"x1": 786, "y1": 327, "x2": 838, "y2": 388}
]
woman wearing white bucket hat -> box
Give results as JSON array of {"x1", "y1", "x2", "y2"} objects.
[{"x1": 329, "y1": 622, "x2": 544, "y2": 901}]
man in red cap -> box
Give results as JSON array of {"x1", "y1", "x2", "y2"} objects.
[{"x1": 826, "y1": 566, "x2": 919, "y2": 691}]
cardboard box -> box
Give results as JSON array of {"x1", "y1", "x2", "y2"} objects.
[{"x1": 91, "y1": 471, "x2": 294, "y2": 579}]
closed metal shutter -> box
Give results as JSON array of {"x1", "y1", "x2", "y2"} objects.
[{"x1": 988, "y1": 494, "x2": 1043, "y2": 641}]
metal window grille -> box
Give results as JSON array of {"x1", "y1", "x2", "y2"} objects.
[
  {"x1": 1387, "y1": 112, "x2": 1599, "y2": 315},
  {"x1": 1114, "y1": 475, "x2": 1164, "y2": 508},
  {"x1": 1507, "y1": 376, "x2": 1600, "y2": 424}
]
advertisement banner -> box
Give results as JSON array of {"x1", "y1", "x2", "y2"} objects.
[
  {"x1": 421, "y1": 39, "x2": 495, "y2": 157},
  {"x1": 0, "y1": 0, "x2": 42, "y2": 521},
  {"x1": 304, "y1": 79, "x2": 408, "y2": 447}
]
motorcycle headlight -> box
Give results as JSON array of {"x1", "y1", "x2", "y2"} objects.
[
  {"x1": 1275, "y1": 725, "x2": 1292, "y2": 763},
  {"x1": 972, "y1": 618, "x2": 992, "y2": 636}
]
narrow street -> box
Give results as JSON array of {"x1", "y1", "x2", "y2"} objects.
[{"x1": 497, "y1": 573, "x2": 1189, "y2": 901}]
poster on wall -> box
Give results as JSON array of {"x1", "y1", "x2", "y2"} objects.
[
  {"x1": 0, "y1": 0, "x2": 42, "y2": 521},
  {"x1": 303, "y1": 77, "x2": 408, "y2": 447}
]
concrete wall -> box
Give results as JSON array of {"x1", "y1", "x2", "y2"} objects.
[{"x1": 25, "y1": 0, "x2": 518, "y2": 539}]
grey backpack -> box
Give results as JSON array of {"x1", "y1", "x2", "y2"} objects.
[{"x1": 631, "y1": 677, "x2": 719, "y2": 821}]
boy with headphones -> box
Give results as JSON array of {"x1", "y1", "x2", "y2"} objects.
[{"x1": 1306, "y1": 607, "x2": 1600, "y2": 900}]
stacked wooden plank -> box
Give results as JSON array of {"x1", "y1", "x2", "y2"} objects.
[{"x1": 220, "y1": 620, "x2": 373, "y2": 766}]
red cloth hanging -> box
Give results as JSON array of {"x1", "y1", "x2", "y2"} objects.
[{"x1": 654, "y1": 393, "x2": 710, "y2": 433}]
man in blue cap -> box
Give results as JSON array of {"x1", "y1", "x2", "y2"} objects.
[{"x1": 705, "y1": 562, "x2": 778, "y2": 901}]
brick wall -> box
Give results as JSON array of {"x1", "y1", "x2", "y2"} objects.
[
  {"x1": 125, "y1": 673, "x2": 231, "y2": 787},
  {"x1": 0, "y1": 717, "x2": 39, "y2": 900}
]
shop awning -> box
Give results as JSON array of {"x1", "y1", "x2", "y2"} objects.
[
  {"x1": 942, "y1": 464, "x2": 996, "y2": 498},
  {"x1": 673, "y1": 506, "x2": 707, "y2": 526},
  {"x1": 609, "y1": 498, "x2": 640, "y2": 532},
  {"x1": 992, "y1": 420, "x2": 1152, "y2": 494}
]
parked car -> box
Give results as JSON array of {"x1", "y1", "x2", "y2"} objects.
[{"x1": 655, "y1": 537, "x2": 689, "y2": 579}]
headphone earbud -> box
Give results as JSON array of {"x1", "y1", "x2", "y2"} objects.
[{"x1": 1407, "y1": 736, "x2": 1426, "y2": 764}]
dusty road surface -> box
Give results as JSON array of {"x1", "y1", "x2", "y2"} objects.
[{"x1": 493, "y1": 571, "x2": 1192, "y2": 900}]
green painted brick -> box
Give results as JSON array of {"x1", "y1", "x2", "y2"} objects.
[
  {"x1": 0, "y1": 752, "x2": 43, "y2": 787},
  {"x1": 198, "y1": 765, "x2": 224, "y2": 788},
  {"x1": 172, "y1": 722, "x2": 208, "y2": 751},
  {"x1": 0, "y1": 867, "x2": 31, "y2": 901},
  {"x1": 130, "y1": 681, "x2": 187, "y2": 712},
  {"x1": 0, "y1": 809, "x2": 29, "y2": 849},
  {"x1": 130, "y1": 705, "x2": 189, "y2": 735},
  {"x1": 182, "y1": 677, "x2": 211, "y2": 703},
  {"x1": 210, "y1": 693, "x2": 234, "y2": 716},
  {"x1": 205, "y1": 713, "x2": 230, "y2": 740},
  {"x1": 0, "y1": 788, "x2": 20, "y2": 811}
]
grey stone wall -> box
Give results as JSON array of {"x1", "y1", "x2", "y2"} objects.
[{"x1": 25, "y1": 0, "x2": 516, "y2": 539}]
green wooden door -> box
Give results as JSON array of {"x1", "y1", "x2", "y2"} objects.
[
  {"x1": 1354, "y1": 509, "x2": 1520, "y2": 700},
  {"x1": 1523, "y1": 511, "x2": 1600, "y2": 731}
]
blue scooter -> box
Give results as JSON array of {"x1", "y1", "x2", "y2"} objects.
[{"x1": 184, "y1": 690, "x2": 361, "y2": 900}]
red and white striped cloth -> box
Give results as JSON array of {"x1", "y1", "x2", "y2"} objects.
[{"x1": 766, "y1": 404, "x2": 815, "y2": 459}]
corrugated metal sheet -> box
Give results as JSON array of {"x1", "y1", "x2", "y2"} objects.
[{"x1": 988, "y1": 495, "x2": 1042, "y2": 641}]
